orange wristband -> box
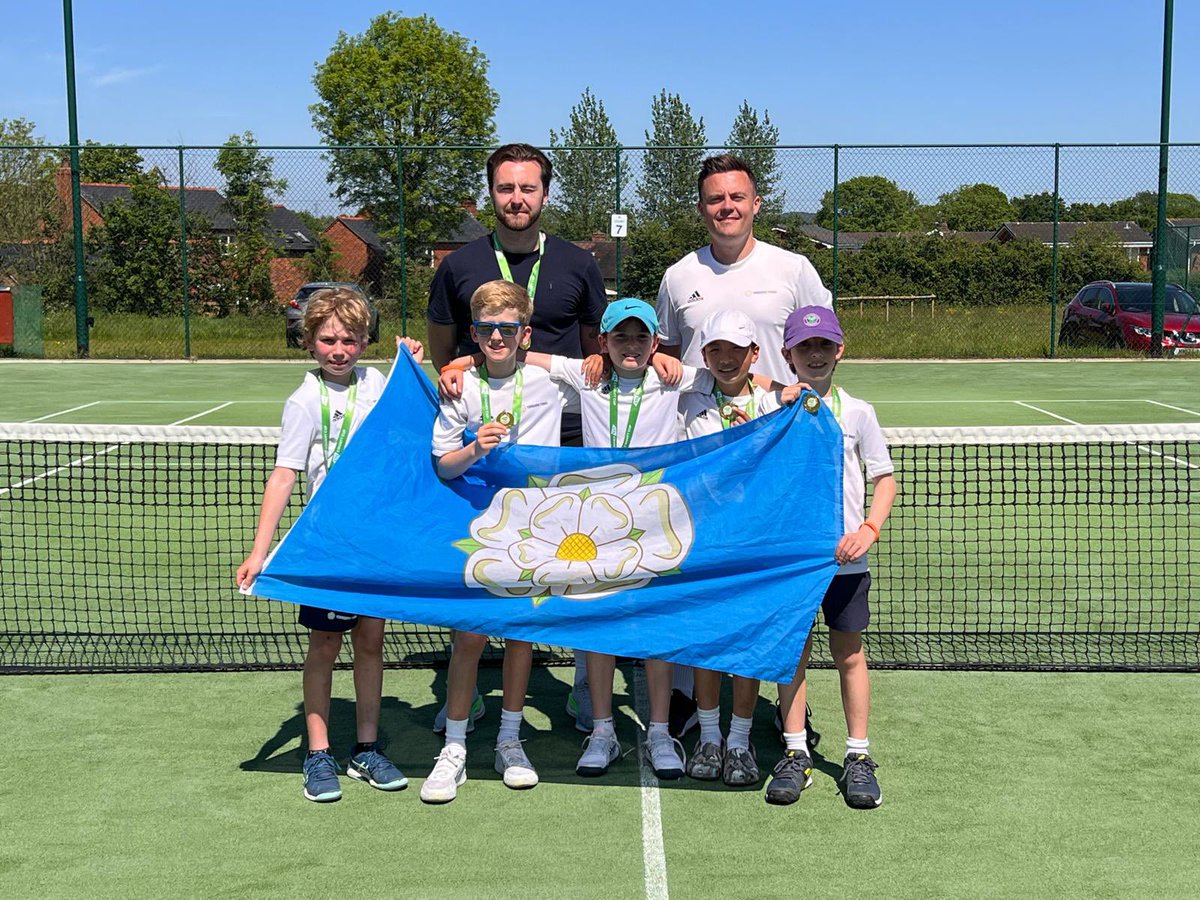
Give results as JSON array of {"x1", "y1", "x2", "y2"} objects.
[
  {"x1": 439, "y1": 364, "x2": 465, "y2": 374},
  {"x1": 861, "y1": 521, "x2": 880, "y2": 541}
]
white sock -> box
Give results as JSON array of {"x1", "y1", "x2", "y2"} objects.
[
  {"x1": 697, "y1": 706, "x2": 722, "y2": 745},
  {"x1": 672, "y1": 665, "x2": 695, "y2": 695},
  {"x1": 498, "y1": 708, "x2": 523, "y2": 743},
  {"x1": 647, "y1": 720, "x2": 670, "y2": 740},
  {"x1": 573, "y1": 650, "x2": 588, "y2": 686},
  {"x1": 727, "y1": 714, "x2": 753, "y2": 751},
  {"x1": 783, "y1": 730, "x2": 808, "y2": 753},
  {"x1": 591, "y1": 716, "x2": 615, "y2": 738},
  {"x1": 444, "y1": 717, "x2": 469, "y2": 749},
  {"x1": 846, "y1": 736, "x2": 870, "y2": 759}
]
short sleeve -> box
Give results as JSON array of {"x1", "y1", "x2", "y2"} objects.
[
  {"x1": 580, "y1": 258, "x2": 607, "y2": 326},
  {"x1": 857, "y1": 404, "x2": 895, "y2": 479},
  {"x1": 796, "y1": 257, "x2": 833, "y2": 310},
  {"x1": 758, "y1": 389, "x2": 783, "y2": 416},
  {"x1": 431, "y1": 398, "x2": 470, "y2": 457},
  {"x1": 655, "y1": 273, "x2": 679, "y2": 346},
  {"x1": 548, "y1": 354, "x2": 586, "y2": 393},
  {"x1": 276, "y1": 397, "x2": 315, "y2": 471},
  {"x1": 426, "y1": 261, "x2": 457, "y2": 326},
  {"x1": 676, "y1": 365, "x2": 715, "y2": 394}
]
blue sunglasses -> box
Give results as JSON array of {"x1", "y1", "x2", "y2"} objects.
[{"x1": 473, "y1": 321, "x2": 523, "y2": 337}]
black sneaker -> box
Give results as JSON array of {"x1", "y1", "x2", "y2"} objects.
[
  {"x1": 839, "y1": 753, "x2": 882, "y2": 809},
  {"x1": 668, "y1": 689, "x2": 698, "y2": 739},
  {"x1": 772, "y1": 702, "x2": 821, "y2": 751},
  {"x1": 764, "y1": 750, "x2": 813, "y2": 805}
]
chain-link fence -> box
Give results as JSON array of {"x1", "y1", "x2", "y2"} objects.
[{"x1": 1, "y1": 142, "x2": 1198, "y2": 359}]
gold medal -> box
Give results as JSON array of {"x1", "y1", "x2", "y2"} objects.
[
  {"x1": 720, "y1": 402, "x2": 736, "y2": 421},
  {"x1": 802, "y1": 394, "x2": 821, "y2": 415},
  {"x1": 496, "y1": 411, "x2": 514, "y2": 428}
]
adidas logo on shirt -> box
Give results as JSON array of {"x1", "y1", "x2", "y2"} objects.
[
  {"x1": 331, "y1": 410, "x2": 344, "y2": 423},
  {"x1": 686, "y1": 290, "x2": 704, "y2": 304}
]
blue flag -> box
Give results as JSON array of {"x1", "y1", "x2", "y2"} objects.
[{"x1": 250, "y1": 351, "x2": 844, "y2": 682}]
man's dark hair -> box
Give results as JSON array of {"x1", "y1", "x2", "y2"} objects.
[
  {"x1": 697, "y1": 154, "x2": 758, "y2": 198},
  {"x1": 487, "y1": 144, "x2": 553, "y2": 191}
]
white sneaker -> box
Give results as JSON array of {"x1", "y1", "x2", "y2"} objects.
[
  {"x1": 576, "y1": 732, "x2": 622, "y2": 777},
  {"x1": 644, "y1": 730, "x2": 685, "y2": 780},
  {"x1": 494, "y1": 738, "x2": 539, "y2": 789},
  {"x1": 420, "y1": 743, "x2": 467, "y2": 804}
]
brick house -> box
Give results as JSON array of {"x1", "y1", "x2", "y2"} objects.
[{"x1": 322, "y1": 216, "x2": 388, "y2": 297}]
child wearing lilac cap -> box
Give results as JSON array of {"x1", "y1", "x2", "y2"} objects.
[{"x1": 761, "y1": 305, "x2": 898, "y2": 810}]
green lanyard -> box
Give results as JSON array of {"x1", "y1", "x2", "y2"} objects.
[
  {"x1": 492, "y1": 232, "x2": 545, "y2": 302},
  {"x1": 318, "y1": 370, "x2": 358, "y2": 470},
  {"x1": 478, "y1": 362, "x2": 523, "y2": 431},
  {"x1": 609, "y1": 371, "x2": 647, "y2": 449},
  {"x1": 713, "y1": 383, "x2": 756, "y2": 429},
  {"x1": 830, "y1": 385, "x2": 842, "y2": 424}
]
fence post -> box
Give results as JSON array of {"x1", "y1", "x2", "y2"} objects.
[
  {"x1": 178, "y1": 146, "x2": 191, "y2": 358},
  {"x1": 396, "y1": 146, "x2": 407, "y2": 335},
  {"x1": 614, "y1": 145, "x2": 623, "y2": 298},
  {"x1": 831, "y1": 145, "x2": 839, "y2": 305},
  {"x1": 1049, "y1": 143, "x2": 1060, "y2": 357}
]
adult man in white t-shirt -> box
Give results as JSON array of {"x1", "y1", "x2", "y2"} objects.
[
  {"x1": 655, "y1": 153, "x2": 833, "y2": 738},
  {"x1": 656, "y1": 154, "x2": 833, "y2": 385}
]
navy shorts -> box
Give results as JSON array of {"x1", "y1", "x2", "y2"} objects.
[
  {"x1": 820, "y1": 572, "x2": 871, "y2": 633},
  {"x1": 299, "y1": 605, "x2": 359, "y2": 633}
]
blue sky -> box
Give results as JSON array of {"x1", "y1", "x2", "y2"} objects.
[{"x1": 7, "y1": 0, "x2": 1198, "y2": 148}]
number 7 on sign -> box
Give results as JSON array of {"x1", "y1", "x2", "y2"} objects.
[{"x1": 610, "y1": 214, "x2": 628, "y2": 238}]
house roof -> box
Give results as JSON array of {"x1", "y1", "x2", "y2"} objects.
[
  {"x1": 573, "y1": 238, "x2": 618, "y2": 281},
  {"x1": 332, "y1": 216, "x2": 387, "y2": 250},
  {"x1": 795, "y1": 224, "x2": 925, "y2": 251},
  {"x1": 997, "y1": 221, "x2": 1153, "y2": 246},
  {"x1": 442, "y1": 210, "x2": 488, "y2": 244},
  {"x1": 267, "y1": 205, "x2": 316, "y2": 253},
  {"x1": 80, "y1": 183, "x2": 239, "y2": 231}
]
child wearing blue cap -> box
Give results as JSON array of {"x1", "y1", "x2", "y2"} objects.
[{"x1": 762, "y1": 305, "x2": 897, "y2": 810}]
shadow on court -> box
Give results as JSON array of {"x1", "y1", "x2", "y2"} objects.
[{"x1": 240, "y1": 663, "x2": 810, "y2": 794}]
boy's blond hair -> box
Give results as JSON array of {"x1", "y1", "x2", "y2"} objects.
[
  {"x1": 469, "y1": 280, "x2": 533, "y2": 323},
  {"x1": 302, "y1": 288, "x2": 371, "y2": 346}
]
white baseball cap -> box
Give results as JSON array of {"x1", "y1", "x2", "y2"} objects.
[{"x1": 698, "y1": 309, "x2": 757, "y2": 349}]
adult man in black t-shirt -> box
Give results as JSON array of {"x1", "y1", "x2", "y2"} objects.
[{"x1": 427, "y1": 143, "x2": 606, "y2": 734}]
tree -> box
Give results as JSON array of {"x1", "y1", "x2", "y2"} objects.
[
  {"x1": 815, "y1": 175, "x2": 921, "y2": 231},
  {"x1": 305, "y1": 234, "x2": 349, "y2": 284},
  {"x1": 1012, "y1": 191, "x2": 1066, "y2": 222},
  {"x1": 1104, "y1": 191, "x2": 1200, "y2": 231},
  {"x1": 726, "y1": 100, "x2": 783, "y2": 216},
  {"x1": 79, "y1": 141, "x2": 145, "y2": 183},
  {"x1": 548, "y1": 88, "x2": 621, "y2": 240},
  {"x1": 310, "y1": 13, "x2": 497, "y2": 253},
  {"x1": 622, "y1": 213, "x2": 709, "y2": 300},
  {"x1": 636, "y1": 91, "x2": 706, "y2": 224},
  {"x1": 934, "y1": 183, "x2": 1014, "y2": 231},
  {"x1": 0, "y1": 118, "x2": 59, "y2": 244},
  {"x1": 213, "y1": 132, "x2": 288, "y2": 314}
]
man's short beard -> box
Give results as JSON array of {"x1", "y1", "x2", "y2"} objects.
[{"x1": 500, "y1": 207, "x2": 542, "y2": 232}]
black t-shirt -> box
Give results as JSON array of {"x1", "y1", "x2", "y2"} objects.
[{"x1": 427, "y1": 233, "x2": 608, "y2": 359}]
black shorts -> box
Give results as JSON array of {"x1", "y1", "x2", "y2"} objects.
[
  {"x1": 820, "y1": 572, "x2": 871, "y2": 633},
  {"x1": 299, "y1": 605, "x2": 359, "y2": 633},
  {"x1": 561, "y1": 412, "x2": 584, "y2": 448}
]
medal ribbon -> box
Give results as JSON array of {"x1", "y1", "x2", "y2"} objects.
[
  {"x1": 478, "y1": 362, "x2": 523, "y2": 431},
  {"x1": 713, "y1": 382, "x2": 756, "y2": 429},
  {"x1": 492, "y1": 231, "x2": 545, "y2": 302},
  {"x1": 319, "y1": 370, "x2": 358, "y2": 470},
  {"x1": 830, "y1": 384, "x2": 842, "y2": 424},
  {"x1": 609, "y1": 370, "x2": 646, "y2": 449}
]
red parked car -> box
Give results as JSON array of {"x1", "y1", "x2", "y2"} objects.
[{"x1": 1058, "y1": 281, "x2": 1200, "y2": 352}]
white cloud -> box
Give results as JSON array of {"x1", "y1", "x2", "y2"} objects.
[{"x1": 91, "y1": 66, "x2": 160, "y2": 87}]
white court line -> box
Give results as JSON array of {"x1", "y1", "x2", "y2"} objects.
[
  {"x1": 873, "y1": 398, "x2": 1150, "y2": 404},
  {"x1": 1014, "y1": 401, "x2": 1080, "y2": 425},
  {"x1": 24, "y1": 401, "x2": 100, "y2": 422},
  {"x1": 1145, "y1": 399, "x2": 1200, "y2": 418},
  {"x1": 168, "y1": 402, "x2": 233, "y2": 425},
  {"x1": 632, "y1": 667, "x2": 669, "y2": 900}
]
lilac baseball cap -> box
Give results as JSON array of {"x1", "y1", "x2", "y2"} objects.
[{"x1": 783, "y1": 305, "x2": 843, "y2": 349}]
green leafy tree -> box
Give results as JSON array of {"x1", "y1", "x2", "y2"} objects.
[
  {"x1": 304, "y1": 234, "x2": 350, "y2": 284},
  {"x1": 636, "y1": 91, "x2": 706, "y2": 224},
  {"x1": 934, "y1": 183, "x2": 1014, "y2": 231},
  {"x1": 726, "y1": 100, "x2": 783, "y2": 216},
  {"x1": 1105, "y1": 191, "x2": 1200, "y2": 231},
  {"x1": 79, "y1": 141, "x2": 145, "y2": 183},
  {"x1": 622, "y1": 214, "x2": 708, "y2": 299},
  {"x1": 1012, "y1": 191, "x2": 1066, "y2": 222},
  {"x1": 0, "y1": 118, "x2": 59, "y2": 245},
  {"x1": 549, "y1": 88, "x2": 622, "y2": 240},
  {"x1": 815, "y1": 175, "x2": 921, "y2": 231},
  {"x1": 310, "y1": 13, "x2": 498, "y2": 253}
]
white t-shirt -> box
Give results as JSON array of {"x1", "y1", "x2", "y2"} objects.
[
  {"x1": 656, "y1": 240, "x2": 833, "y2": 386},
  {"x1": 549, "y1": 355, "x2": 714, "y2": 448},
  {"x1": 432, "y1": 363, "x2": 570, "y2": 454},
  {"x1": 276, "y1": 366, "x2": 388, "y2": 496},
  {"x1": 760, "y1": 386, "x2": 894, "y2": 574},
  {"x1": 679, "y1": 383, "x2": 773, "y2": 440}
]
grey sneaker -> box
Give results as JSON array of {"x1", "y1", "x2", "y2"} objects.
[
  {"x1": 722, "y1": 744, "x2": 760, "y2": 787},
  {"x1": 839, "y1": 753, "x2": 882, "y2": 809},
  {"x1": 765, "y1": 750, "x2": 813, "y2": 805},
  {"x1": 302, "y1": 750, "x2": 342, "y2": 803},
  {"x1": 432, "y1": 690, "x2": 486, "y2": 734},
  {"x1": 346, "y1": 747, "x2": 407, "y2": 791},
  {"x1": 644, "y1": 730, "x2": 686, "y2": 780},
  {"x1": 494, "y1": 739, "x2": 538, "y2": 789},
  {"x1": 686, "y1": 739, "x2": 724, "y2": 781},
  {"x1": 576, "y1": 733, "x2": 622, "y2": 777},
  {"x1": 420, "y1": 743, "x2": 467, "y2": 804},
  {"x1": 566, "y1": 681, "x2": 594, "y2": 733}
]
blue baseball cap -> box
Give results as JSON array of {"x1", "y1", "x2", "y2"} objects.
[{"x1": 601, "y1": 298, "x2": 659, "y2": 334}]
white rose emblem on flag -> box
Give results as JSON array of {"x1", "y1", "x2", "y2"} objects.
[{"x1": 453, "y1": 464, "x2": 694, "y2": 605}]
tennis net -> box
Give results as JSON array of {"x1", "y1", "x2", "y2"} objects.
[{"x1": 1, "y1": 422, "x2": 1198, "y2": 673}]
